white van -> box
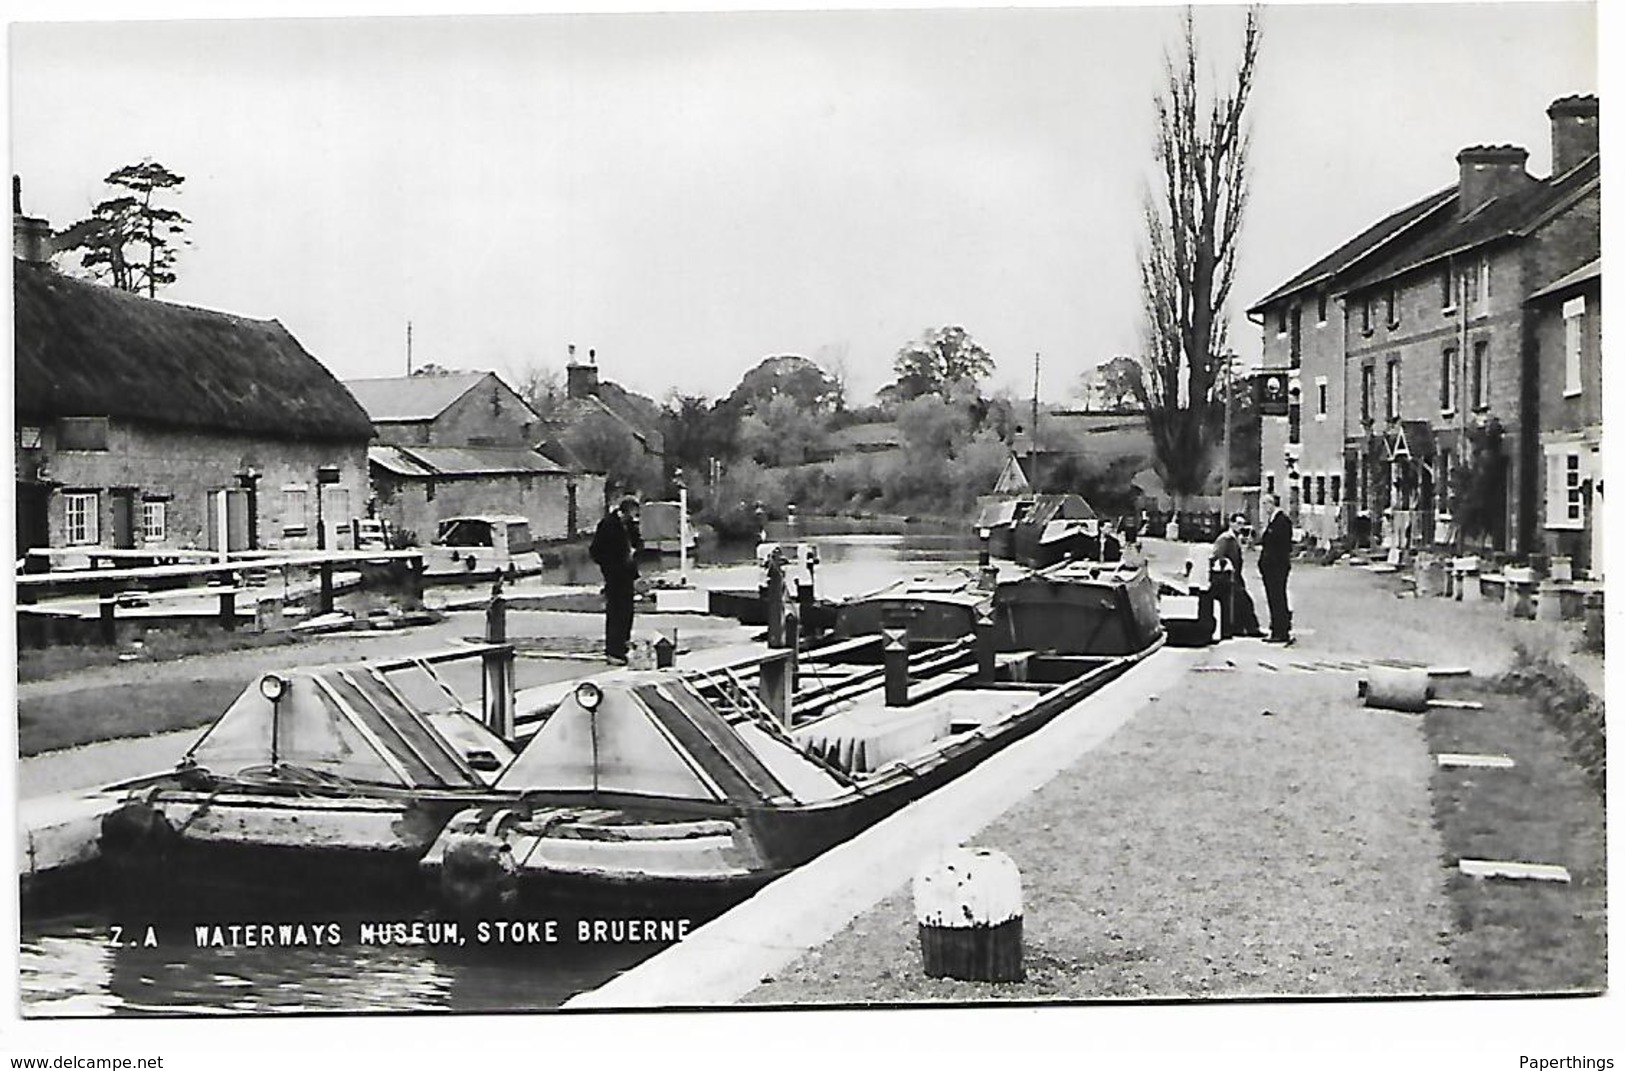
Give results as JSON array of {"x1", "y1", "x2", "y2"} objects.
[{"x1": 422, "y1": 515, "x2": 543, "y2": 578}]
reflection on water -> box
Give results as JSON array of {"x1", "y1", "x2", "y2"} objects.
[{"x1": 18, "y1": 528, "x2": 974, "y2": 1017}]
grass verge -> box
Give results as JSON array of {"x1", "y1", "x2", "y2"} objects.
[
  {"x1": 18, "y1": 628, "x2": 305, "y2": 684},
  {"x1": 1423, "y1": 675, "x2": 1607, "y2": 993},
  {"x1": 19, "y1": 677, "x2": 249, "y2": 757}
]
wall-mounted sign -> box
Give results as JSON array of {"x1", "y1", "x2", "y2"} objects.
[
  {"x1": 1256, "y1": 374, "x2": 1290, "y2": 417},
  {"x1": 19, "y1": 426, "x2": 41, "y2": 450}
]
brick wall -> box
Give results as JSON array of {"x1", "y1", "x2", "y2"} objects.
[
  {"x1": 429, "y1": 375, "x2": 538, "y2": 446},
  {"x1": 38, "y1": 420, "x2": 369, "y2": 552},
  {"x1": 372, "y1": 470, "x2": 576, "y2": 544}
]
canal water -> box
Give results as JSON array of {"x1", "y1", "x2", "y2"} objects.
[{"x1": 18, "y1": 529, "x2": 982, "y2": 1018}]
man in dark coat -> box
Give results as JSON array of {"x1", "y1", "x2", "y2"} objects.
[
  {"x1": 1257, "y1": 493, "x2": 1293, "y2": 644},
  {"x1": 1210, "y1": 512, "x2": 1263, "y2": 638},
  {"x1": 590, "y1": 495, "x2": 643, "y2": 664}
]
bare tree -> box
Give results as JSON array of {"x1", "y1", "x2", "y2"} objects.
[{"x1": 1135, "y1": 8, "x2": 1260, "y2": 501}]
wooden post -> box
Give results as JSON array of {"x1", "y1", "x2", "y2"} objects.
[
  {"x1": 405, "y1": 553, "x2": 425, "y2": 610},
  {"x1": 99, "y1": 598, "x2": 117, "y2": 646},
  {"x1": 883, "y1": 627, "x2": 909, "y2": 707},
  {"x1": 218, "y1": 589, "x2": 237, "y2": 632},
  {"x1": 764, "y1": 552, "x2": 787, "y2": 648},
  {"x1": 1583, "y1": 590, "x2": 1604, "y2": 650},
  {"x1": 757, "y1": 650, "x2": 791, "y2": 727},
  {"x1": 318, "y1": 561, "x2": 335, "y2": 615},
  {"x1": 975, "y1": 610, "x2": 996, "y2": 683},
  {"x1": 914, "y1": 848, "x2": 1024, "y2": 982}
]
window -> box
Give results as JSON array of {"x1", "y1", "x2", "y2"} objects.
[
  {"x1": 58, "y1": 417, "x2": 110, "y2": 451},
  {"x1": 1315, "y1": 377, "x2": 1328, "y2": 421},
  {"x1": 1360, "y1": 295, "x2": 1373, "y2": 335},
  {"x1": 64, "y1": 492, "x2": 100, "y2": 545},
  {"x1": 1265, "y1": 472, "x2": 1277, "y2": 496},
  {"x1": 1361, "y1": 364, "x2": 1375, "y2": 424},
  {"x1": 1315, "y1": 475, "x2": 1327, "y2": 506},
  {"x1": 1330, "y1": 474, "x2": 1342, "y2": 506},
  {"x1": 1288, "y1": 394, "x2": 1301, "y2": 444},
  {"x1": 141, "y1": 500, "x2": 167, "y2": 543},
  {"x1": 1440, "y1": 347, "x2": 1456, "y2": 412},
  {"x1": 1276, "y1": 306, "x2": 1288, "y2": 336},
  {"x1": 1471, "y1": 341, "x2": 1490, "y2": 410},
  {"x1": 1563, "y1": 296, "x2": 1586, "y2": 397},
  {"x1": 1289, "y1": 307, "x2": 1302, "y2": 368},
  {"x1": 282, "y1": 485, "x2": 310, "y2": 535},
  {"x1": 1317, "y1": 291, "x2": 1328, "y2": 325},
  {"x1": 1385, "y1": 288, "x2": 1398, "y2": 328},
  {"x1": 1437, "y1": 454, "x2": 1452, "y2": 515},
  {"x1": 1440, "y1": 266, "x2": 1454, "y2": 310},
  {"x1": 1478, "y1": 256, "x2": 1492, "y2": 310},
  {"x1": 1385, "y1": 358, "x2": 1401, "y2": 421},
  {"x1": 1544, "y1": 447, "x2": 1586, "y2": 530}
]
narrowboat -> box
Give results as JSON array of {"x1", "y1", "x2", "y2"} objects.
[
  {"x1": 420, "y1": 611, "x2": 1163, "y2": 912},
  {"x1": 89, "y1": 645, "x2": 518, "y2": 907},
  {"x1": 421, "y1": 515, "x2": 543, "y2": 579}
]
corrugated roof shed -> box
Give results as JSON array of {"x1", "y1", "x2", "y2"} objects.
[
  {"x1": 370, "y1": 444, "x2": 569, "y2": 478},
  {"x1": 346, "y1": 373, "x2": 490, "y2": 422},
  {"x1": 14, "y1": 263, "x2": 374, "y2": 441}
]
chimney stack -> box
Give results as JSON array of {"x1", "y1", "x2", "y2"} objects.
[
  {"x1": 12, "y1": 176, "x2": 52, "y2": 266},
  {"x1": 566, "y1": 344, "x2": 600, "y2": 400},
  {"x1": 1547, "y1": 95, "x2": 1599, "y2": 175},
  {"x1": 1455, "y1": 145, "x2": 1534, "y2": 218}
]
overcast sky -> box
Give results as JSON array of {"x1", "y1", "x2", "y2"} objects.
[{"x1": 6, "y1": 3, "x2": 1599, "y2": 407}]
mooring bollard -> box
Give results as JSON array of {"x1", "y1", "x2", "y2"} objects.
[
  {"x1": 1583, "y1": 590, "x2": 1605, "y2": 650},
  {"x1": 883, "y1": 627, "x2": 909, "y2": 707},
  {"x1": 1504, "y1": 566, "x2": 1536, "y2": 620},
  {"x1": 914, "y1": 848, "x2": 1024, "y2": 982},
  {"x1": 1536, "y1": 579, "x2": 1565, "y2": 623}
]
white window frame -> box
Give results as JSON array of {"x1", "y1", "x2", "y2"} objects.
[
  {"x1": 1543, "y1": 444, "x2": 1586, "y2": 531},
  {"x1": 1563, "y1": 296, "x2": 1585, "y2": 398},
  {"x1": 1440, "y1": 346, "x2": 1457, "y2": 417},
  {"x1": 1472, "y1": 341, "x2": 1490, "y2": 411},
  {"x1": 141, "y1": 500, "x2": 167, "y2": 543},
  {"x1": 1315, "y1": 376, "x2": 1328, "y2": 421},
  {"x1": 282, "y1": 484, "x2": 311, "y2": 535},
  {"x1": 1385, "y1": 359, "x2": 1401, "y2": 421},
  {"x1": 64, "y1": 491, "x2": 100, "y2": 546}
]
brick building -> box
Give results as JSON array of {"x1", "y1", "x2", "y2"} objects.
[
  {"x1": 14, "y1": 238, "x2": 372, "y2": 560},
  {"x1": 1248, "y1": 95, "x2": 1600, "y2": 556},
  {"x1": 536, "y1": 350, "x2": 666, "y2": 502},
  {"x1": 1526, "y1": 258, "x2": 1602, "y2": 577},
  {"x1": 345, "y1": 372, "x2": 589, "y2": 543}
]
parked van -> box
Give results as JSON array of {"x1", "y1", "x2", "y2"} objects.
[{"x1": 422, "y1": 515, "x2": 543, "y2": 578}]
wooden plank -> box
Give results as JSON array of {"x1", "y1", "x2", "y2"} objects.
[
  {"x1": 1427, "y1": 699, "x2": 1485, "y2": 710},
  {"x1": 1436, "y1": 753, "x2": 1515, "y2": 769},
  {"x1": 1458, "y1": 859, "x2": 1571, "y2": 883}
]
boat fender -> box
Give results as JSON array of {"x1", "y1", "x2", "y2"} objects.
[
  {"x1": 440, "y1": 834, "x2": 520, "y2": 915},
  {"x1": 98, "y1": 799, "x2": 178, "y2": 877}
]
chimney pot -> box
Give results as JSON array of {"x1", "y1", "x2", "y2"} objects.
[
  {"x1": 11, "y1": 175, "x2": 52, "y2": 266},
  {"x1": 1455, "y1": 145, "x2": 1533, "y2": 218},
  {"x1": 1547, "y1": 94, "x2": 1599, "y2": 175}
]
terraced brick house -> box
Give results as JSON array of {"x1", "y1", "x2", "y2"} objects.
[
  {"x1": 1249, "y1": 95, "x2": 1600, "y2": 556},
  {"x1": 1526, "y1": 258, "x2": 1602, "y2": 578}
]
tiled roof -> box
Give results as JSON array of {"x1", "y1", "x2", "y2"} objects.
[
  {"x1": 1527, "y1": 257, "x2": 1601, "y2": 303},
  {"x1": 1247, "y1": 186, "x2": 1456, "y2": 313},
  {"x1": 345, "y1": 373, "x2": 489, "y2": 422},
  {"x1": 369, "y1": 444, "x2": 568, "y2": 478},
  {"x1": 1337, "y1": 155, "x2": 1600, "y2": 295}
]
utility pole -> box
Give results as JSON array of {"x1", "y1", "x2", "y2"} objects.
[
  {"x1": 1030, "y1": 352, "x2": 1041, "y2": 488},
  {"x1": 1221, "y1": 351, "x2": 1234, "y2": 512},
  {"x1": 406, "y1": 321, "x2": 414, "y2": 377}
]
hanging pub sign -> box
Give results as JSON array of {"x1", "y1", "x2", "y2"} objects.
[{"x1": 1256, "y1": 372, "x2": 1290, "y2": 416}]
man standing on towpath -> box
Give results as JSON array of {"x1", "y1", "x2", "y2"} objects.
[
  {"x1": 1258, "y1": 493, "x2": 1293, "y2": 645},
  {"x1": 591, "y1": 495, "x2": 643, "y2": 665}
]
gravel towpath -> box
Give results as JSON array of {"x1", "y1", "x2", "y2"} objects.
[{"x1": 742, "y1": 555, "x2": 1587, "y2": 1004}]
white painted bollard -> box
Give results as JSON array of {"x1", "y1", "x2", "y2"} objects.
[
  {"x1": 914, "y1": 848, "x2": 1024, "y2": 982},
  {"x1": 1504, "y1": 566, "x2": 1536, "y2": 619},
  {"x1": 1536, "y1": 579, "x2": 1565, "y2": 623},
  {"x1": 1454, "y1": 557, "x2": 1481, "y2": 604},
  {"x1": 1550, "y1": 556, "x2": 1574, "y2": 583}
]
